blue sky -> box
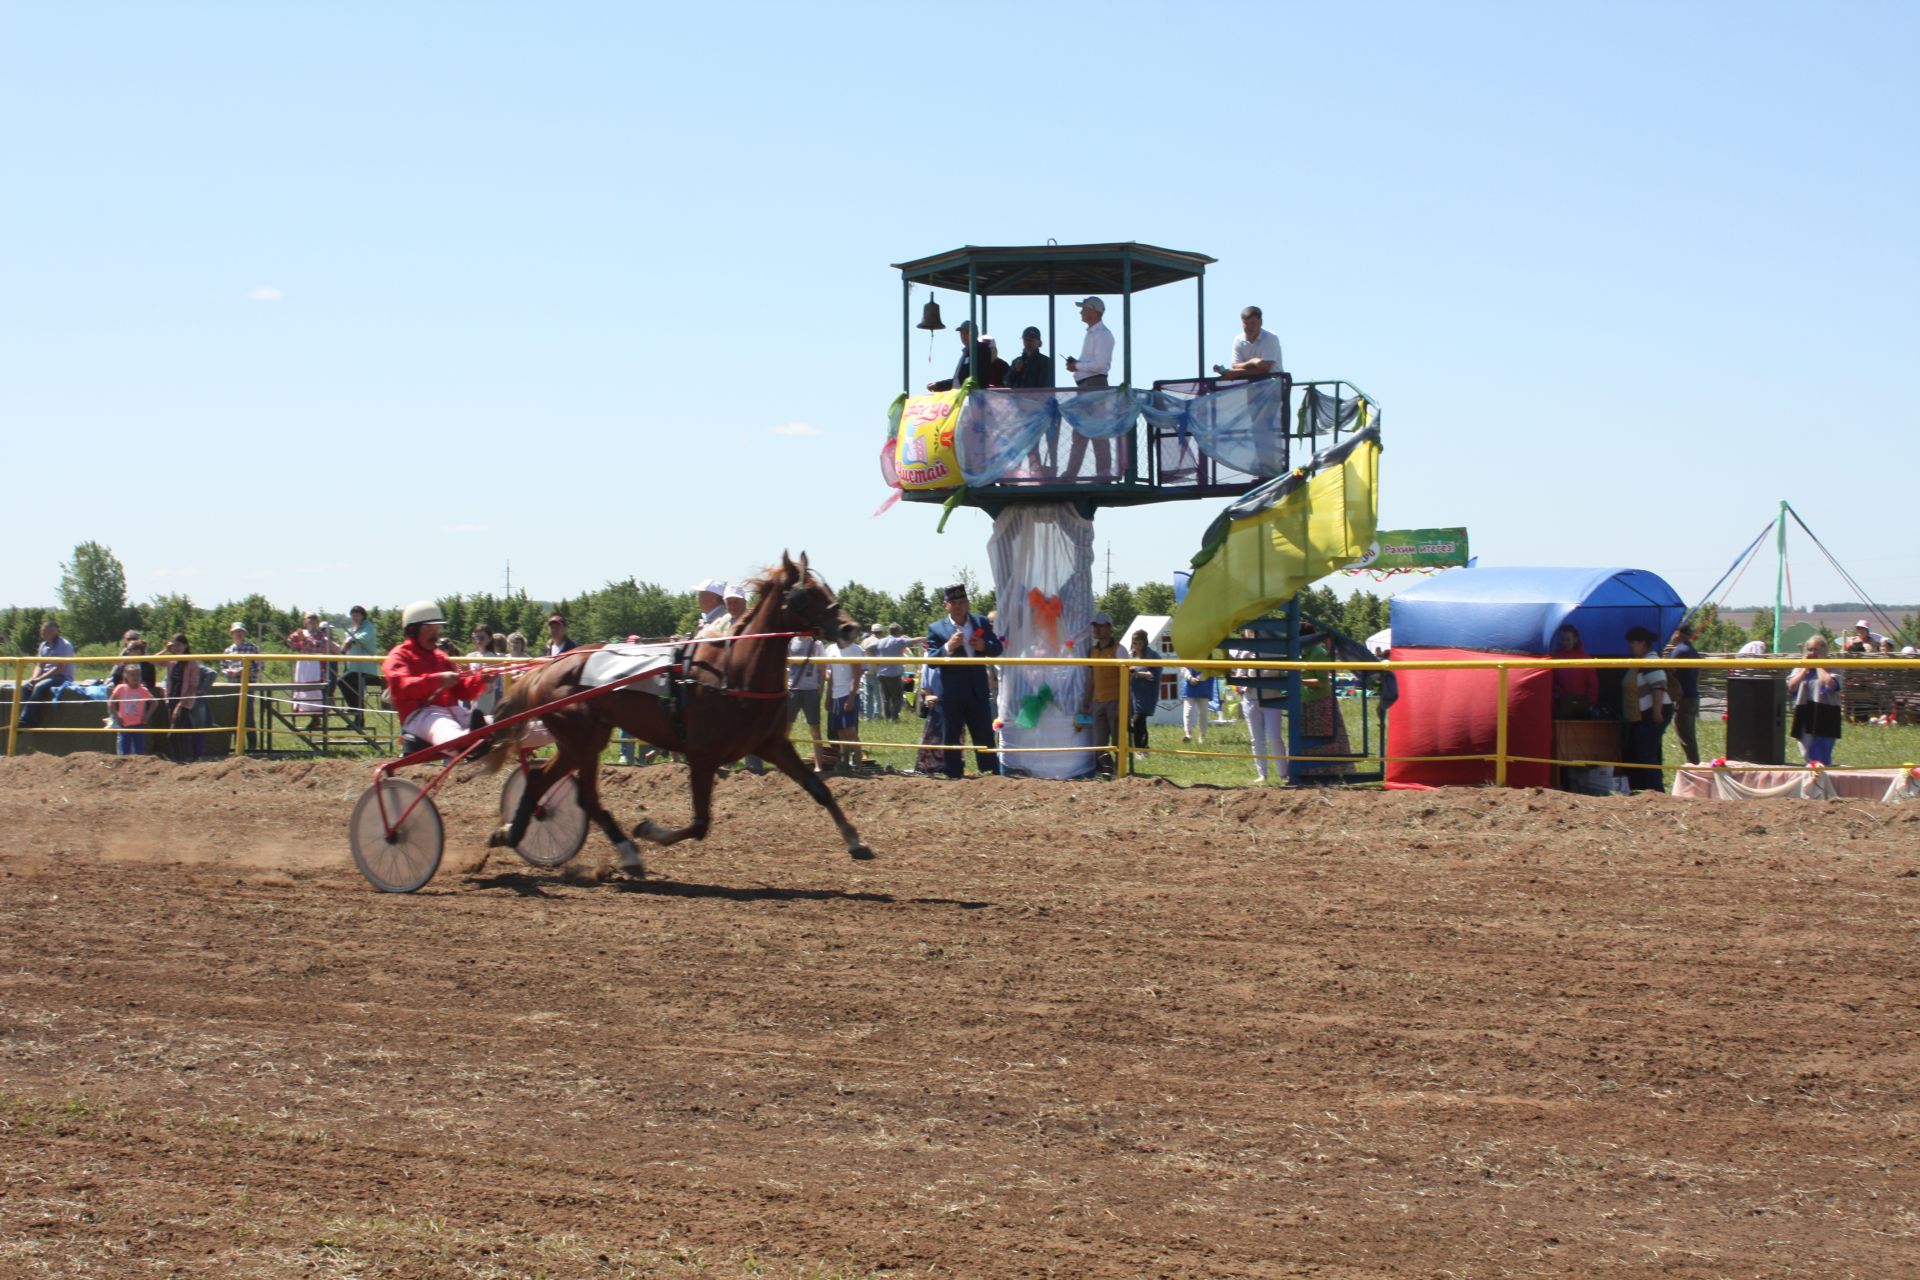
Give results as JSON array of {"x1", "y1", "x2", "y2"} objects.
[{"x1": 3, "y1": 2, "x2": 1913, "y2": 616}]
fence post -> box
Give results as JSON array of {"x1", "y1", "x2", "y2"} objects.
[
  {"x1": 1494, "y1": 663, "x2": 1510, "y2": 786},
  {"x1": 234, "y1": 659, "x2": 252, "y2": 756},
  {"x1": 1116, "y1": 658, "x2": 1132, "y2": 778},
  {"x1": 6, "y1": 658, "x2": 21, "y2": 757}
]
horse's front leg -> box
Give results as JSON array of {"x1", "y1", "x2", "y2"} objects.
[
  {"x1": 633, "y1": 760, "x2": 716, "y2": 847},
  {"x1": 568, "y1": 758, "x2": 645, "y2": 877},
  {"x1": 758, "y1": 735, "x2": 873, "y2": 861}
]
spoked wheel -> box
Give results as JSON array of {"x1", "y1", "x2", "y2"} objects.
[
  {"x1": 349, "y1": 777, "x2": 444, "y2": 893},
  {"x1": 498, "y1": 769, "x2": 590, "y2": 868}
]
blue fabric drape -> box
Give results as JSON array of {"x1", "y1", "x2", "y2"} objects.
[{"x1": 954, "y1": 381, "x2": 1292, "y2": 488}]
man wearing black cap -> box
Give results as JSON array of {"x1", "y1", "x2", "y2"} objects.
[
  {"x1": 925, "y1": 584, "x2": 1002, "y2": 777},
  {"x1": 1010, "y1": 325, "x2": 1060, "y2": 474},
  {"x1": 1007, "y1": 326, "x2": 1054, "y2": 389},
  {"x1": 928, "y1": 320, "x2": 990, "y2": 393},
  {"x1": 1663, "y1": 622, "x2": 1701, "y2": 764}
]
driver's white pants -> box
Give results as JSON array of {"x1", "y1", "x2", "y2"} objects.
[
  {"x1": 404, "y1": 704, "x2": 554, "y2": 749},
  {"x1": 404, "y1": 705, "x2": 472, "y2": 746}
]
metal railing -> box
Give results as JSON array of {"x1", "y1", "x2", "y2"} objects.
[{"x1": 7, "y1": 651, "x2": 1916, "y2": 781}]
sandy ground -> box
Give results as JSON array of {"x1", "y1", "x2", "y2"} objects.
[{"x1": 1, "y1": 754, "x2": 1917, "y2": 1278}]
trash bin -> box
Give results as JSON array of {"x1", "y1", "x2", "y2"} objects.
[{"x1": 1725, "y1": 672, "x2": 1787, "y2": 765}]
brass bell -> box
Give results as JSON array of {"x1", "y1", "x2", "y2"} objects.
[{"x1": 916, "y1": 297, "x2": 945, "y2": 331}]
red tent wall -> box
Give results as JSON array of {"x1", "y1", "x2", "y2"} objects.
[{"x1": 1385, "y1": 647, "x2": 1554, "y2": 789}]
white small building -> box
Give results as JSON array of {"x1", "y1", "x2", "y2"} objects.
[{"x1": 1118, "y1": 614, "x2": 1185, "y2": 725}]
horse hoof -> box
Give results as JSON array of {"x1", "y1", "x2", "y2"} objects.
[
  {"x1": 849, "y1": 844, "x2": 875, "y2": 862},
  {"x1": 633, "y1": 820, "x2": 657, "y2": 841},
  {"x1": 486, "y1": 826, "x2": 513, "y2": 849},
  {"x1": 612, "y1": 841, "x2": 647, "y2": 877}
]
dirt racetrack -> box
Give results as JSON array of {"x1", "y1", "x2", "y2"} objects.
[{"x1": 2, "y1": 755, "x2": 1917, "y2": 1279}]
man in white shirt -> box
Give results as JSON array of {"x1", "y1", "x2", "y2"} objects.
[
  {"x1": 1221, "y1": 305, "x2": 1283, "y2": 380},
  {"x1": 1063, "y1": 296, "x2": 1113, "y2": 390},
  {"x1": 691, "y1": 578, "x2": 729, "y2": 639},
  {"x1": 1062, "y1": 296, "x2": 1116, "y2": 480},
  {"x1": 824, "y1": 622, "x2": 867, "y2": 771}
]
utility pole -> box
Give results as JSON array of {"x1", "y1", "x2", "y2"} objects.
[{"x1": 1772, "y1": 500, "x2": 1785, "y2": 654}]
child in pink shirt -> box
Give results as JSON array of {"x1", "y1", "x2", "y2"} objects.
[{"x1": 108, "y1": 674, "x2": 156, "y2": 756}]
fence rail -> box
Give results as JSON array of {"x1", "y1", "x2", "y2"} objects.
[{"x1": 7, "y1": 652, "x2": 1917, "y2": 781}]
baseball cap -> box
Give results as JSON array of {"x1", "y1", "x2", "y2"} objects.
[
  {"x1": 870, "y1": 623, "x2": 883, "y2": 634},
  {"x1": 1856, "y1": 619, "x2": 1871, "y2": 628},
  {"x1": 1073, "y1": 296, "x2": 1106, "y2": 313},
  {"x1": 1091, "y1": 611, "x2": 1113, "y2": 625},
  {"x1": 694, "y1": 577, "x2": 727, "y2": 596},
  {"x1": 724, "y1": 582, "x2": 747, "y2": 601},
  {"x1": 547, "y1": 613, "x2": 565, "y2": 625},
  {"x1": 1021, "y1": 325, "x2": 1041, "y2": 340},
  {"x1": 228, "y1": 620, "x2": 247, "y2": 632}
]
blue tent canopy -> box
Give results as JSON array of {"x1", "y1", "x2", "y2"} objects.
[{"x1": 1391, "y1": 566, "x2": 1685, "y2": 656}]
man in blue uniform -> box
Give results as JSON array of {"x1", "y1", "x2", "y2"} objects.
[{"x1": 925, "y1": 584, "x2": 1002, "y2": 778}]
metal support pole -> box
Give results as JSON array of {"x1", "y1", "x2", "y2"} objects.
[
  {"x1": 1116, "y1": 657, "x2": 1132, "y2": 778},
  {"x1": 968, "y1": 265, "x2": 978, "y2": 385},
  {"x1": 234, "y1": 660, "x2": 252, "y2": 755},
  {"x1": 1494, "y1": 664, "x2": 1510, "y2": 786},
  {"x1": 901, "y1": 277, "x2": 911, "y2": 395},
  {"x1": 1196, "y1": 270, "x2": 1206, "y2": 378},
  {"x1": 1773, "y1": 499, "x2": 1786, "y2": 653},
  {"x1": 6, "y1": 658, "x2": 22, "y2": 757}
]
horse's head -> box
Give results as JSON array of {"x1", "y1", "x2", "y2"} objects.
[{"x1": 760, "y1": 550, "x2": 856, "y2": 642}]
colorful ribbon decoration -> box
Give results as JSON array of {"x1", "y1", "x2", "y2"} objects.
[{"x1": 1027, "y1": 589, "x2": 1064, "y2": 654}]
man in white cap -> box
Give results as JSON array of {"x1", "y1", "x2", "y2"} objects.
[
  {"x1": 1062, "y1": 296, "x2": 1116, "y2": 480},
  {"x1": 1845, "y1": 619, "x2": 1884, "y2": 654},
  {"x1": 1063, "y1": 297, "x2": 1113, "y2": 390},
  {"x1": 861, "y1": 622, "x2": 886, "y2": 719},
  {"x1": 692, "y1": 579, "x2": 732, "y2": 640}
]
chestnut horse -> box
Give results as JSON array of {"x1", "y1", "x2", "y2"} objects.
[{"x1": 478, "y1": 552, "x2": 871, "y2": 878}]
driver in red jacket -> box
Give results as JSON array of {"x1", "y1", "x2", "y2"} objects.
[{"x1": 383, "y1": 600, "x2": 499, "y2": 747}]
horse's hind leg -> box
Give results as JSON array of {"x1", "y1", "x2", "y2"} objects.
[
  {"x1": 758, "y1": 735, "x2": 873, "y2": 861},
  {"x1": 634, "y1": 761, "x2": 716, "y2": 847}
]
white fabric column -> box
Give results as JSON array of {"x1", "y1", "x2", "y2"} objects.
[{"x1": 987, "y1": 503, "x2": 1097, "y2": 779}]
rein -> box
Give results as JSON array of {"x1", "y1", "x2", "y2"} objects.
[{"x1": 683, "y1": 627, "x2": 817, "y2": 701}]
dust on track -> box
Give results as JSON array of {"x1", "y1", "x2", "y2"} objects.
[{"x1": 2, "y1": 754, "x2": 1917, "y2": 1278}]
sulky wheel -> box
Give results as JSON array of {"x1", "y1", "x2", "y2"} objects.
[
  {"x1": 349, "y1": 777, "x2": 444, "y2": 893},
  {"x1": 498, "y1": 769, "x2": 590, "y2": 868}
]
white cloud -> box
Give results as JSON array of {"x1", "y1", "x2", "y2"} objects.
[
  {"x1": 771, "y1": 421, "x2": 821, "y2": 438},
  {"x1": 246, "y1": 286, "x2": 283, "y2": 302},
  {"x1": 446, "y1": 522, "x2": 487, "y2": 534}
]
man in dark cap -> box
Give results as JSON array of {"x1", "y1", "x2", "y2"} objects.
[
  {"x1": 927, "y1": 320, "x2": 990, "y2": 393},
  {"x1": 924, "y1": 584, "x2": 1002, "y2": 777},
  {"x1": 1663, "y1": 621, "x2": 1701, "y2": 764}
]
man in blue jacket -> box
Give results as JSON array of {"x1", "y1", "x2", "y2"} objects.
[{"x1": 925, "y1": 584, "x2": 1002, "y2": 777}]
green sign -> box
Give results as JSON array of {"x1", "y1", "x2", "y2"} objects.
[{"x1": 1349, "y1": 527, "x2": 1470, "y2": 573}]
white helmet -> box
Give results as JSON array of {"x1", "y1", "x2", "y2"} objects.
[{"x1": 401, "y1": 600, "x2": 445, "y2": 628}]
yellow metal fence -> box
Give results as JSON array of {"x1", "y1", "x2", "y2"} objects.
[{"x1": 7, "y1": 652, "x2": 1917, "y2": 780}]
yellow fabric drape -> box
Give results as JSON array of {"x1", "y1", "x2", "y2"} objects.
[{"x1": 1169, "y1": 434, "x2": 1381, "y2": 660}]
